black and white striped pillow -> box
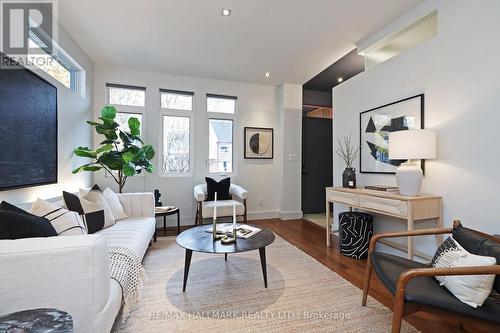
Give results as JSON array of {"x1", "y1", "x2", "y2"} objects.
[
  {"x1": 31, "y1": 199, "x2": 87, "y2": 236},
  {"x1": 62, "y1": 191, "x2": 105, "y2": 233}
]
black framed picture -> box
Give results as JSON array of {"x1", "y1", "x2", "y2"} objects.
[
  {"x1": 244, "y1": 127, "x2": 273, "y2": 159},
  {"x1": 359, "y1": 94, "x2": 424, "y2": 174}
]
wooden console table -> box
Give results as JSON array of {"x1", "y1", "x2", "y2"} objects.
[{"x1": 325, "y1": 187, "x2": 443, "y2": 260}]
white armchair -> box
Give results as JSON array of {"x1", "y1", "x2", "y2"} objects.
[{"x1": 193, "y1": 184, "x2": 248, "y2": 225}]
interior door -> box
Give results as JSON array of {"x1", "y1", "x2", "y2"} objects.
[{"x1": 302, "y1": 117, "x2": 333, "y2": 214}]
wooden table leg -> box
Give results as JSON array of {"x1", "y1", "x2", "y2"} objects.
[
  {"x1": 225, "y1": 253, "x2": 228, "y2": 261},
  {"x1": 407, "y1": 203, "x2": 414, "y2": 260},
  {"x1": 182, "y1": 249, "x2": 193, "y2": 292},
  {"x1": 259, "y1": 247, "x2": 268, "y2": 288},
  {"x1": 436, "y1": 199, "x2": 444, "y2": 244},
  {"x1": 177, "y1": 210, "x2": 181, "y2": 235},
  {"x1": 326, "y1": 200, "x2": 331, "y2": 246}
]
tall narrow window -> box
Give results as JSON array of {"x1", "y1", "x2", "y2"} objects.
[
  {"x1": 163, "y1": 116, "x2": 190, "y2": 173},
  {"x1": 161, "y1": 89, "x2": 193, "y2": 175},
  {"x1": 207, "y1": 94, "x2": 236, "y2": 173},
  {"x1": 208, "y1": 119, "x2": 233, "y2": 173},
  {"x1": 105, "y1": 84, "x2": 146, "y2": 176}
]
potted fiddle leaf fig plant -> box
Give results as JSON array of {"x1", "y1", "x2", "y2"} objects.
[
  {"x1": 72, "y1": 105, "x2": 155, "y2": 193},
  {"x1": 336, "y1": 134, "x2": 359, "y2": 189}
]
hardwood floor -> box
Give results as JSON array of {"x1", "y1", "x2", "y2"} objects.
[{"x1": 159, "y1": 219, "x2": 495, "y2": 333}]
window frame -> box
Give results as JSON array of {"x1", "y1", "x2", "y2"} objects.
[
  {"x1": 159, "y1": 89, "x2": 194, "y2": 177},
  {"x1": 106, "y1": 83, "x2": 147, "y2": 109},
  {"x1": 160, "y1": 88, "x2": 194, "y2": 111},
  {"x1": 28, "y1": 28, "x2": 85, "y2": 96},
  {"x1": 105, "y1": 83, "x2": 147, "y2": 178},
  {"x1": 206, "y1": 93, "x2": 237, "y2": 176}
]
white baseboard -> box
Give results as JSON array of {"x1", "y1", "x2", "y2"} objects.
[
  {"x1": 156, "y1": 210, "x2": 302, "y2": 226},
  {"x1": 247, "y1": 211, "x2": 280, "y2": 220},
  {"x1": 279, "y1": 211, "x2": 303, "y2": 220}
]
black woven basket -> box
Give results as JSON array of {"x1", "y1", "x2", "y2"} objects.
[{"x1": 339, "y1": 212, "x2": 373, "y2": 259}]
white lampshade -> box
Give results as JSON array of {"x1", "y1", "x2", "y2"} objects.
[{"x1": 389, "y1": 129, "x2": 436, "y2": 160}]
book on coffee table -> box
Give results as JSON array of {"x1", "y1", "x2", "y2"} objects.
[
  {"x1": 155, "y1": 206, "x2": 176, "y2": 213},
  {"x1": 205, "y1": 224, "x2": 261, "y2": 239}
]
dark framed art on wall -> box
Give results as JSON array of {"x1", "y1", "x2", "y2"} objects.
[
  {"x1": 0, "y1": 52, "x2": 58, "y2": 190},
  {"x1": 359, "y1": 94, "x2": 424, "y2": 174},
  {"x1": 244, "y1": 127, "x2": 274, "y2": 159}
]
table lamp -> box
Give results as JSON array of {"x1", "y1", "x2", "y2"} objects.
[{"x1": 389, "y1": 129, "x2": 436, "y2": 196}]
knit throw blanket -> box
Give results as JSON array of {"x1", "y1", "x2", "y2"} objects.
[{"x1": 109, "y1": 245, "x2": 146, "y2": 317}]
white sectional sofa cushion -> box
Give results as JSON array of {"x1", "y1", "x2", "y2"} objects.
[
  {"x1": 0, "y1": 192, "x2": 156, "y2": 333},
  {"x1": 96, "y1": 217, "x2": 155, "y2": 260}
]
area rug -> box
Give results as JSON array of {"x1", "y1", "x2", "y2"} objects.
[{"x1": 113, "y1": 236, "x2": 417, "y2": 333}]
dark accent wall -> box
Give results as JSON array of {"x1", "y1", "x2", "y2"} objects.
[
  {"x1": 303, "y1": 89, "x2": 332, "y2": 107},
  {"x1": 303, "y1": 48, "x2": 365, "y2": 92}
]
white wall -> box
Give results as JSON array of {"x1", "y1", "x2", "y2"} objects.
[
  {"x1": 93, "y1": 65, "x2": 293, "y2": 226},
  {"x1": 0, "y1": 22, "x2": 94, "y2": 205},
  {"x1": 277, "y1": 83, "x2": 303, "y2": 219},
  {"x1": 333, "y1": 0, "x2": 500, "y2": 257}
]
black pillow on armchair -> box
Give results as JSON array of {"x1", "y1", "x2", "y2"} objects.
[{"x1": 205, "y1": 177, "x2": 231, "y2": 201}]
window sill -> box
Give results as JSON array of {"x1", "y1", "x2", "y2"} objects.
[{"x1": 158, "y1": 173, "x2": 193, "y2": 178}]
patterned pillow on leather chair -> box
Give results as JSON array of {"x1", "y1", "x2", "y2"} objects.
[{"x1": 431, "y1": 236, "x2": 496, "y2": 307}]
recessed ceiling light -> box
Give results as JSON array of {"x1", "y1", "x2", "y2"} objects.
[
  {"x1": 221, "y1": 8, "x2": 231, "y2": 16},
  {"x1": 337, "y1": 77, "x2": 343, "y2": 83},
  {"x1": 265, "y1": 72, "x2": 271, "y2": 78}
]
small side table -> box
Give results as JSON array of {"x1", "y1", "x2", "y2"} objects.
[{"x1": 154, "y1": 208, "x2": 180, "y2": 241}]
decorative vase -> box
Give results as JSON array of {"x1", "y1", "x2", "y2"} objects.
[{"x1": 342, "y1": 167, "x2": 356, "y2": 189}]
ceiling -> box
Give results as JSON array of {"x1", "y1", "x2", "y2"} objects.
[
  {"x1": 303, "y1": 49, "x2": 365, "y2": 92},
  {"x1": 58, "y1": 0, "x2": 423, "y2": 86}
]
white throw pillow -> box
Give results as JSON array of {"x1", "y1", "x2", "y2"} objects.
[
  {"x1": 431, "y1": 237, "x2": 496, "y2": 307},
  {"x1": 103, "y1": 187, "x2": 127, "y2": 220},
  {"x1": 31, "y1": 198, "x2": 87, "y2": 236},
  {"x1": 78, "y1": 189, "x2": 115, "y2": 229}
]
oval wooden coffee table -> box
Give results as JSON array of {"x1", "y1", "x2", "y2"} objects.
[{"x1": 176, "y1": 223, "x2": 275, "y2": 292}]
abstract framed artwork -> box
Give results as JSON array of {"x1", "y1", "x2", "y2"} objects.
[
  {"x1": 244, "y1": 127, "x2": 274, "y2": 159},
  {"x1": 359, "y1": 94, "x2": 424, "y2": 174},
  {"x1": 0, "y1": 52, "x2": 58, "y2": 190}
]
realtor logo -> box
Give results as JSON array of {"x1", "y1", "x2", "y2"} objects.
[{"x1": 0, "y1": 0, "x2": 57, "y2": 55}]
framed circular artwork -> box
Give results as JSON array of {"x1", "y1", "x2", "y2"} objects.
[{"x1": 244, "y1": 127, "x2": 274, "y2": 159}]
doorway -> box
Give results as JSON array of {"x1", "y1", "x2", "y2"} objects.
[{"x1": 301, "y1": 105, "x2": 333, "y2": 227}]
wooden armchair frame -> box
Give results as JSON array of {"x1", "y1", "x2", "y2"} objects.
[
  {"x1": 195, "y1": 198, "x2": 247, "y2": 226},
  {"x1": 362, "y1": 220, "x2": 500, "y2": 333}
]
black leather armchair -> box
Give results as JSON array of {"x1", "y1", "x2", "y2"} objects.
[{"x1": 362, "y1": 220, "x2": 500, "y2": 333}]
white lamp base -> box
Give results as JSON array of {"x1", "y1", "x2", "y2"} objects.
[{"x1": 395, "y1": 162, "x2": 423, "y2": 196}]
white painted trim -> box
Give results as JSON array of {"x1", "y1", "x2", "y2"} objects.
[{"x1": 279, "y1": 211, "x2": 303, "y2": 220}]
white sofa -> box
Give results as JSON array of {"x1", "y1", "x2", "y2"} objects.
[{"x1": 0, "y1": 192, "x2": 156, "y2": 333}]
